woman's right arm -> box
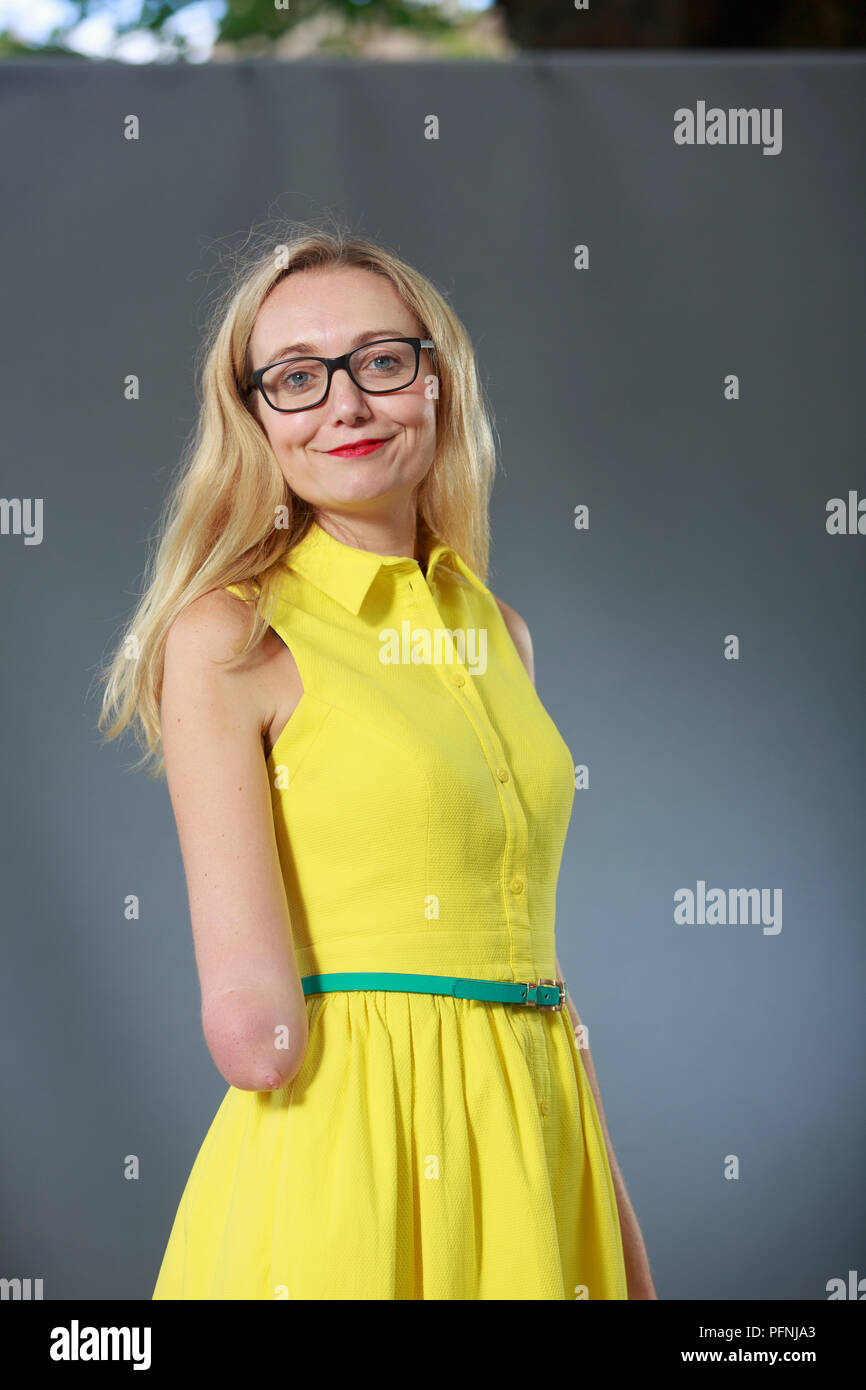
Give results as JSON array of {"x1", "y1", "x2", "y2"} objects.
[{"x1": 160, "y1": 589, "x2": 309, "y2": 1092}]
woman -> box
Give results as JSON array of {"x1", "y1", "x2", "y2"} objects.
[{"x1": 99, "y1": 225, "x2": 656, "y2": 1300}]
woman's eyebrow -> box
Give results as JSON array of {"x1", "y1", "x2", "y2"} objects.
[{"x1": 262, "y1": 328, "x2": 410, "y2": 367}]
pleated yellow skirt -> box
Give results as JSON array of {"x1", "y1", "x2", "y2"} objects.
[{"x1": 152, "y1": 991, "x2": 628, "y2": 1300}]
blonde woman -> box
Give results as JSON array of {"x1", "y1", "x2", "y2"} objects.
[{"x1": 100, "y1": 225, "x2": 656, "y2": 1301}]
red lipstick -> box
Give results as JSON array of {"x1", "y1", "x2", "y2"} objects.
[{"x1": 326, "y1": 437, "x2": 392, "y2": 457}]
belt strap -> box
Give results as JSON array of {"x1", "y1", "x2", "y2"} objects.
[{"x1": 300, "y1": 971, "x2": 567, "y2": 1011}]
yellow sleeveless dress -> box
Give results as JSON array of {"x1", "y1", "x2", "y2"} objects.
[{"x1": 152, "y1": 519, "x2": 628, "y2": 1300}]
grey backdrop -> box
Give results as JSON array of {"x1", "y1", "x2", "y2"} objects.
[{"x1": 0, "y1": 55, "x2": 863, "y2": 1301}]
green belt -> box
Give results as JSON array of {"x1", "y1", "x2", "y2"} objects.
[{"x1": 300, "y1": 971, "x2": 567, "y2": 1011}]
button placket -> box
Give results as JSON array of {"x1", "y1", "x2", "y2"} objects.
[{"x1": 406, "y1": 570, "x2": 535, "y2": 980}]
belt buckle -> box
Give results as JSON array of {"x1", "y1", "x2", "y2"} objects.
[{"x1": 521, "y1": 978, "x2": 566, "y2": 1011}]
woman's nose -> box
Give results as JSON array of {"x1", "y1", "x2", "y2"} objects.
[{"x1": 325, "y1": 366, "x2": 373, "y2": 414}]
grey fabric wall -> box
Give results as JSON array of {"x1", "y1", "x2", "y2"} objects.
[{"x1": 0, "y1": 55, "x2": 863, "y2": 1301}]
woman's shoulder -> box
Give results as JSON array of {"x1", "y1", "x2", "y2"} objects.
[
  {"x1": 490, "y1": 592, "x2": 534, "y2": 684},
  {"x1": 165, "y1": 585, "x2": 259, "y2": 666},
  {"x1": 162, "y1": 586, "x2": 290, "y2": 750}
]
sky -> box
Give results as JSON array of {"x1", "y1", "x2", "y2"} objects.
[{"x1": 0, "y1": 0, "x2": 492, "y2": 63}]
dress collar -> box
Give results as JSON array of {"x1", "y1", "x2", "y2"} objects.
[{"x1": 281, "y1": 518, "x2": 489, "y2": 616}]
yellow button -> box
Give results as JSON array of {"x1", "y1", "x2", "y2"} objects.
[
  {"x1": 452, "y1": 672, "x2": 466, "y2": 687},
  {"x1": 539, "y1": 1099, "x2": 550, "y2": 1116},
  {"x1": 496, "y1": 766, "x2": 510, "y2": 782},
  {"x1": 509, "y1": 876, "x2": 524, "y2": 894}
]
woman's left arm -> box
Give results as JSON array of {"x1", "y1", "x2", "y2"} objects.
[
  {"x1": 555, "y1": 953, "x2": 658, "y2": 1300},
  {"x1": 494, "y1": 593, "x2": 658, "y2": 1300}
]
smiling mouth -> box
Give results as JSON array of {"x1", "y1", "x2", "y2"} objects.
[{"x1": 325, "y1": 438, "x2": 394, "y2": 457}]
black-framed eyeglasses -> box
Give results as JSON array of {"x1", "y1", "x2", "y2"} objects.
[{"x1": 246, "y1": 336, "x2": 435, "y2": 413}]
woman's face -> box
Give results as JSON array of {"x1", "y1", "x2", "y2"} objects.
[{"x1": 247, "y1": 265, "x2": 437, "y2": 524}]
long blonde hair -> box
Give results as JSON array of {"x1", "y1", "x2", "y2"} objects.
[{"x1": 97, "y1": 221, "x2": 498, "y2": 778}]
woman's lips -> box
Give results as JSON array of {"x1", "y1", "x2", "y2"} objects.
[{"x1": 326, "y1": 438, "x2": 392, "y2": 457}]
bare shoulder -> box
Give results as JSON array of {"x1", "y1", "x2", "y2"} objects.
[
  {"x1": 163, "y1": 586, "x2": 302, "y2": 762},
  {"x1": 165, "y1": 585, "x2": 296, "y2": 680},
  {"x1": 164, "y1": 586, "x2": 258, "y2": 665},
  {"x1": 162, "y1": 587, "x2": 280, "y2": 743},
  {"x1": 492, "y1": 593, "x2": 535, "y2": 684}
]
